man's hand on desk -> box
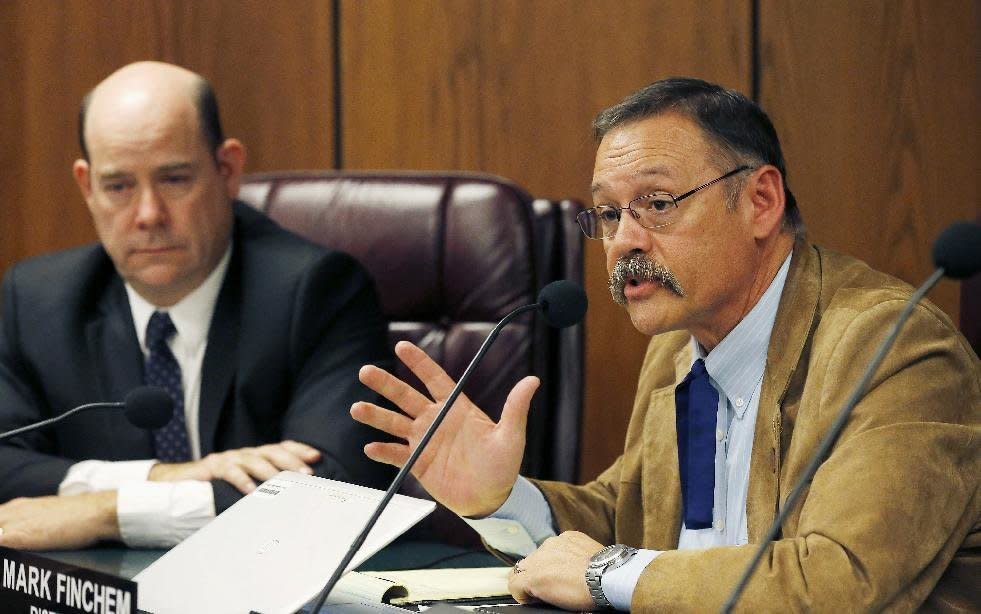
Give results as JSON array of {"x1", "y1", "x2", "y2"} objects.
[
  {"x1": 507, "y1": 531, "x2": 601, "y2": 612},
  {"x1": 148, "y1": 440, "x2": 322, "y2": 495},
  {"x1": 0, "y1": 491, "x2": 120, "y2": 550}
]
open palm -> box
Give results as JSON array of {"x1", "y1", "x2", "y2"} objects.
[{"x1": 351, "y1": 340, "x2": 538, "y2": 517}]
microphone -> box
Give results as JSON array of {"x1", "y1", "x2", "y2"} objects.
[
  {"x1": 123, "y1": 386, "x2": 175, "y2": 430},
  {"x1": 538, "y1": 279, "x2": 589, "y2": 328},
  {"x1": 932, "y1": 221, "x2": 981, "y2": 279},
  {"x1": 308, "y1": 280, "x2": 588, "y2": 612},
  {"x1": 0, "y1": 386, "x2": 174, "y2": 442},
  {"x1": 721, "y1": 221, "x2": 981, "y2": 613}
]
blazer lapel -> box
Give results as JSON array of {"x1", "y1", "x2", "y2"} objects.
[
  {"x1": 85, "y1": 275, "x2": 154, "y2": 457},
  {"x1": 197, "y1": 244, "x2": 241, "y2": 456},
  {"x1": 641, "y1": 342, "x2": 692, "y2": 550},
  {"x1": 747, "y1": 240, "x2": 822, "y2": 543}
]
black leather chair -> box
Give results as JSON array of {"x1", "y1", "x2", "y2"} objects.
[{"x1": 239, "y1": 171, "x2": 584, "y2": 545}]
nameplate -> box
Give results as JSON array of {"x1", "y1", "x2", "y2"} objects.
[{"x1": 0, "y1": 546, "x2": 136, "y2": 614}]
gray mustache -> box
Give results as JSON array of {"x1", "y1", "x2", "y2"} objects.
[{"x1": 608, "y1": 253, "x2": 684, "y2": 305}]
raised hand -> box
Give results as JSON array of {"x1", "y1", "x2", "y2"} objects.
[{"x1": 351, "y1": 340, "x2": 539, "y2": 517}]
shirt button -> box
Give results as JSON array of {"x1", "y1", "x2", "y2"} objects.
[
  {"x1": 716, "y1": 429, "x2": 725, "y2": 441},
  {"x1": 735, "y1": 397, "x2": 744, "y2": 407},
  {"x1": 506, "y1": 526, "x2": 519, "y2": 535},
  {"x1": 714, "y1": 520, "x2": 725, "y2": 531}
]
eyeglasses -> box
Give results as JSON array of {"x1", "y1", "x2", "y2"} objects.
[{"x1": 577, "y1": 165, "x2": 751, "y2": 240}]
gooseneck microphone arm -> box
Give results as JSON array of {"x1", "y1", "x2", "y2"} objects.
[
  {"x1": 0, "y1": 401, "x2": 123, "y2": 442},
  {"x1": 722, "y1": 220, "x2": 981, "y2": 612},
  {"x1": 309, "y1": 301, "x2": 541, "y2": 613},
  {"x1": 0, "y1": 386, "x2": 173, "y2": 443},
  {"x1": 720, "y1": 267, "x2": 946, "y2": 613}
]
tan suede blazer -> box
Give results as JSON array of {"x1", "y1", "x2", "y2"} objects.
[{"x1": 535, "y1": 241, "x2": 980, "y2": 612}]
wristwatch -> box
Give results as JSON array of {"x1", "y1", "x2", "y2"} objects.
[{"x1": 585, "y1": 544, "x2": 638, "y2": 610}]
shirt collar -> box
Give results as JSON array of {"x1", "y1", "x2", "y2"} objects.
[
  {"x1": 126, "y1": 245, "x2": 232, "y2": 354},
  {"x1": 694, "y1": 251, "x2": 793, "y2": 419}
]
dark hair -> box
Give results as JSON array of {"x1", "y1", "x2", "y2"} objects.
[
  {"x1": 593, "y1": 77, "x2": 802, "y2": 234},
  {"x1": 78, "y1": 77, "x2": 225, "y2": 162}
]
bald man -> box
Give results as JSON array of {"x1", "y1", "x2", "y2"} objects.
[{"x1": 0, "y1": 62, "x2": 392, "y2": 550}]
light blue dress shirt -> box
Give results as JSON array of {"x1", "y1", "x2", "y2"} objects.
[{"x1": 465, "y1": 252, "x2": 792, "y2": 610}]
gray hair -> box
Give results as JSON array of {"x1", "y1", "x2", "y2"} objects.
[{"x1": 594, "y1": 78, "x2": 803, "y2": 234}]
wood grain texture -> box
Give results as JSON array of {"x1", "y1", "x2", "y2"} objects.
[
  {"x1": 759, "y1": 0, "x2": 978, "y2": 323},
  {"x1": 340, "y1": 0, "x2": 752, "y2": 480},
  {"x1": 6, "y1": 0, "x2": 972, "y2": 487},
  {"x1": 0, "y1": 0, "x2": 334, "y2": 274}
]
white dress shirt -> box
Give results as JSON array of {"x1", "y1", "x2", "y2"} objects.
[
  {"x1": 466, "y1": 252, "x2": 792, "y2": 610},
  {"x1": 58, "y1": 246, "x2": 232, "y2": 548}
]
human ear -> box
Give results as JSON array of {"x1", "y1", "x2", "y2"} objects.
[
  {"x1": 747, "y1": 165, "x2": 786, "y2": 239},
  {"x1": 72, "y1": 159, "x2": 95, "y2": 205},
  {"x1": 215, "y1": 138, "x2": 247, "y2": 197}
]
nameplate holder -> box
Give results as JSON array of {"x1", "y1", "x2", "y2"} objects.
[{"x1": 0, "y1": 545, "x2": 136, "y2": 614}]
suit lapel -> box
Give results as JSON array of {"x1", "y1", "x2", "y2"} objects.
[
  {"x1": 641, "y1": 342, "x2": 692, "y2": 550},
  {"x1": 197, "y1": 242, "x2": 241, "y2": 456},
  {"x1": 85, "y1": 275, "x2": 154, "y2": 457},
  {"x1": 747, "y1": 240, "x2": 822, "y2": 543}
]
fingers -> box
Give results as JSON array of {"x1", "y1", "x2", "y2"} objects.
[
  {"x1": 498, "y1": 376, "x2": 540, "y2": 436},
  {"x1": 508, "y1": 558, "x2": 537, "y2": 604},
  {"x1": 363, "y1": 441, "x2": 411, "y2": 467},
  {"x1": 279, "y1": 440, "x2": 322, "y2": 463},
  {"x1": 203, "y1": 449, "x2": 280, "y2": 494},
  {"x1": 351, "y1": 402, "x2": 415, "y2": 439},
  {"x1": 235, "y1": 451, "x2": 281, "y2": 481},
  {"x1": 157, "y1": 440, "x2": 322, "y2": 494},
  {"x1": 359, "y1": 363, "x2": 431, "y2": 418},
  {"x1": 255, "y1": 443, "x2": 315, "y2": 475},
  {"x1": 394, "y1": 340, "x2": 459, "y2": 402},
  {"x1": 204, "y1": 454, "x2": 260, "y2": 494}
]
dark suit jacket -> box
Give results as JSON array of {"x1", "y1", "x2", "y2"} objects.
[{"x1": 0, "y1": 202, "x2": 393, "y2": 512}]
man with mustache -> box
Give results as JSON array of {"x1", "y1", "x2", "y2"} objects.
[
  {"x1": 0, "y1": 61, "x2": 391, "y2": 550},
  {"x1": 352, "y1": 78, "x2": 979, "y2": 611}
]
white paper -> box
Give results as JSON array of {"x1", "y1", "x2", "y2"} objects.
[{"x1": 136, "y1": 471, "x2": 436, "y2": 614}]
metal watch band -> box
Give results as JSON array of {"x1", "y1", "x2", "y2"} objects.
[{"x1": 585, "y1": 544, "x2": 638, "y2": 610}]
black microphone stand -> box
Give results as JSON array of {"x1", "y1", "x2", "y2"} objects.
[
  {"x1": 720, "y1": 268, "x2": 945, "y2": 613},
  {"x1": 307, "y1": 302, "x2": 540, "y2": 613},
  {"x1": 0, "y1": 401, "x2": 124, "y2": 442}
]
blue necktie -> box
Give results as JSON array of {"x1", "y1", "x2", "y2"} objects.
[
  {"x1": 144, "y1": 311, "x2": 191, "y2": 463},
  {"x1": 675, "y1": 358, "x2": 718, "y2": 529}
]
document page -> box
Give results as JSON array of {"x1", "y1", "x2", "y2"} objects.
[
  {"x1": 368, "y1": 567, "x2": 511, "y2": 605},
  {"x1": 136, "y1": 472, "x2": 436, "y2": 614}
]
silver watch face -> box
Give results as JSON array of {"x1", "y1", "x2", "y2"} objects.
[{"x1": 589, "y1": 544, "x2": 626, "y2": 568}]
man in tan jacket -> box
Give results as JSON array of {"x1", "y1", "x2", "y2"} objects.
[{"x1": 352, "y1": 78, "x2": 979, "y2": 611}]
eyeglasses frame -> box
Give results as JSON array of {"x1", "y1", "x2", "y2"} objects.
[{"x1": 577, "y1": 165, "x2": 752, "y2": 240}]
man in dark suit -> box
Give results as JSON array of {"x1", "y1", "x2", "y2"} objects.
[{"x1": 0, "y1": 61, "x2": 391, "y2": 550}]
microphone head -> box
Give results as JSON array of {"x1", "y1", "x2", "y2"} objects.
[
  {"x1": 124, "y1": 386, "x2": 174, "y2": 430},
  {"x1": 537, "y1": 280, "x2": 588, "y2": 328},
  {"x1": 932, "y1": 221, "x2": 981, "y2": 279}
]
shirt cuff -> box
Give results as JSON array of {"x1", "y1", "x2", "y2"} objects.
[
  {"x1": 117, "y1": 480, "x2": 216, "y2": 548},
  {"x1": 601, "y1": 549, "x2": 661, "y2": 611},
  {"x1": 462, "y1": 477, "x2": 557, "y2": 557},
  {"x1": 59, "y1": 460, "x2": 157, "y2": 495}
]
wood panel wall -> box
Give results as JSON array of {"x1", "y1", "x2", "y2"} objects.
[
  {"x1": 2, "y1": 1, "x2": 976, "y2": 482},
  {"x1": 340, "y1": 0, "x2": 752, "y2": 480},
  {"x1": 759, "y1": 0, "x2": 977, "y2": 326},
  {"x1": 0, "y1": 0, "x2": 335, "y2": 273}
]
